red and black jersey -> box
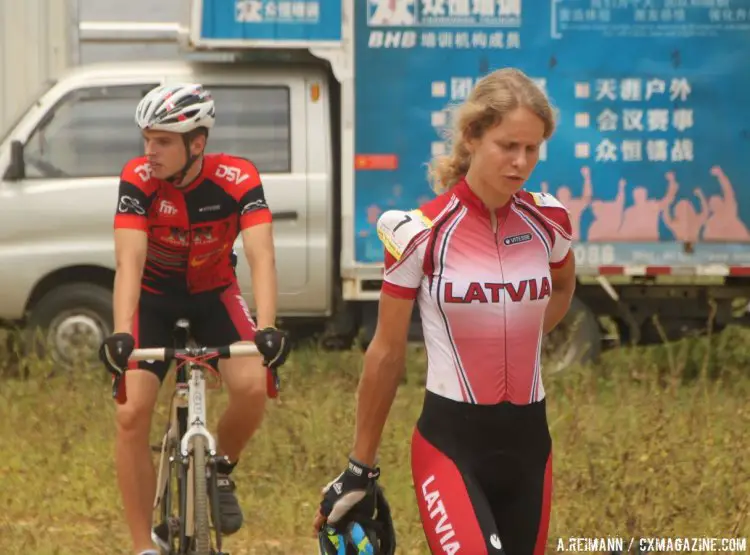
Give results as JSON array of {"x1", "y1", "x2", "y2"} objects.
[{"x1": 114, "y1": 153, "x2": 272, "y2": 295}]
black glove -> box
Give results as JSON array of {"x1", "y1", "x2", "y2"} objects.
[
  {"x1": 319, "y1": 457, "x2": 381, "y2": 526},
  {"x1": 99, "y1": 332, "x2": 135, "y2": 378},
  {"x1": 254, "y1": 326, "x2": 290, "y2": 369}
]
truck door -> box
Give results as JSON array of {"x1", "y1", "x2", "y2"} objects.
[
  {"x1": 203, "y1": 79, "x2": 321, "y2": 315},
  {"x1": 0, "y1": 82, "x2": 159, "y2": 319}
]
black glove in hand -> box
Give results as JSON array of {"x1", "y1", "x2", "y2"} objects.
[
  {"x1": 99, "y1": 332, "x2": 135, "y2": 378},
  {"x1": 254, "y1": 326, "x2": 290, "y2": 369},
  {"x1": 319, "y1": 457, "x2": 381, "y2": 526}
]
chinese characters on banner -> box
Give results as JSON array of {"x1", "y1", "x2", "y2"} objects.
[
  {"x1": 200, "y1": 0, "x2": 340, "y2": 43},
  {"x1": 367, "y1": 0, "x2": 522, "y2": 49},
  {"x1": 574, "y1": 77, "x2": 693, "y2": 164},
  {"x1": 554, "y1": 0, "x2": 750, "y2": 38},
  {"x1": 354, "y1": 0, "x2": 750, "y2": 262},
  {"x1": 235, "y1": 0, "x2": 321, "y2": 23}
]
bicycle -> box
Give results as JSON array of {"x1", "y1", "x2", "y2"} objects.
[{"x1": 112, "y1": 318, "x2": 260, "y2": 555}]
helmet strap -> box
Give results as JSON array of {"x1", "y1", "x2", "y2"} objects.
[{"x1": 165, "y1": 133, "x2": 202, "y2": 187}]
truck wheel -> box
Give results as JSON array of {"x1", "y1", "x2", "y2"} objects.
[
  {"x1": 542, "y1": 296, "x2": 601, "y2": 374},
  {"x1": 25, "y1": 283, "x2": 113, "y2": 369}
]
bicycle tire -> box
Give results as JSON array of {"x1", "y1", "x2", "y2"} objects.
[
  {"x1": 155, "y1": 431, "x2": 174, "y2": 549},
  {"x1": 192, "y1": 435, "x2": 211, "y2": 555},
  {"x1": 176, "y1": 405, "x2": 188, "y2": 548}
]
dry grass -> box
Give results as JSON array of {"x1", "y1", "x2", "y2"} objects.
[{"x1": 0, "y1": 328, "x2": 749, "y2": 554}]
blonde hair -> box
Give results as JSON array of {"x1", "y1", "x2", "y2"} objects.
[{"x1": 427, "y1": 68, "x2": 557, "y2": 194}]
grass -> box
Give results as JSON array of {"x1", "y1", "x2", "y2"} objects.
[{"x1": 0, "y1": 328, "x2": 749, "y2": 554}]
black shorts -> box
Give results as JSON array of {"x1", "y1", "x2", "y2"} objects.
[
  {"x1": 127, "y1": 281, "x2": 257, "y2": 382},
  {"x1": 411, "y1": 390, "x2": 552, "y2": 555}
]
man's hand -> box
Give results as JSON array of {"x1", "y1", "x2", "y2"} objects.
[
  {"x1": 254, "y1": 326, "x2": 290, "y2": 369},
  {"x1": 312, "y1": 457, "x2": 380, "y2": 535},
  {"x1": 99, "y1": 332, "x2": 135, "y2": 378}
]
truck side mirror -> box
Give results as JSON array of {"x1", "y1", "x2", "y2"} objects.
[{"x1": 4, "y1": 140, "x2": 26, "y2": 181}]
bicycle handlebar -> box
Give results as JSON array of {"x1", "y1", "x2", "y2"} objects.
[
  {"x1": 128, "y1": 343, "x2": 260, "y2": 362},
  {"x1": 112, "y1": 344, "x2": 260, "y2": 402}
]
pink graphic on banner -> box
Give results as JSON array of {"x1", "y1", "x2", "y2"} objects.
[
  {"x1": 616, "y1": 174, "x2": 678, "y2": 241},
  {"x1": 541, "y1": 166, "x2": 592, "y2": 241},
  {"x1": 587, "y1": 178, "x2": 627, "y2": 242},
  {"x1": 702, "y1": 166, "x2": 750, "y2": 241},
  {"x1": 662, "y1": 172, "x2": 708, "y2": 242}
]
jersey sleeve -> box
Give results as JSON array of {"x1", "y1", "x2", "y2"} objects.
[
  {"x1": 220, "y1": 157, "x2": 272, "y2": 230},
  {"x1": 377, "y1": 210, "x2": 431, "y2": 299},
  {"x1": 114, "y1": 159, "x2": 157, "y2": 231},
  {"x1": 528, "y1": 191, "x2": 573, "y2": 268}
]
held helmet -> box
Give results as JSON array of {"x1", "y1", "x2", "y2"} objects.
[
  {"x1": 135, "y1": 83, "x2": 216, "y2": 183},
  {"x1": 135, "y1": 83, "x2": 215, "y2": 133},
  {"x1": 318, "y1": 484, "x2": 396, "y2": 555}
]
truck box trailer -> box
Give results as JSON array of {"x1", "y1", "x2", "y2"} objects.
[
  {"x1": 0, "y1": 0, "x2": 75, "y2": 135},
  {"x1": 1, "y1": 0, "x2": 750, "y2": 369}
]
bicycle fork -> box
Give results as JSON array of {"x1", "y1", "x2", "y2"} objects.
[
  {"x1": 181, "y1": 368, "x2": 215, "y2": 543},
  {"x1": 181, "y1": 367, "x2": 216, "y2": 458}
]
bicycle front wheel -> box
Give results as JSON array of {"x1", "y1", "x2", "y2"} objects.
[{"x1": 192, "y1": 435, "x2": 211, "y2": 555}]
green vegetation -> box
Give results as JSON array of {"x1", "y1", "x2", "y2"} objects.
[{"x1": 0, "y1": 328, "x2": 749, "y2": 554}]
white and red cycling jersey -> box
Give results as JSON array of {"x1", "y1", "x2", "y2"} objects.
[{"x1": 378, "y1": 177, "x2": 573, "y2": 406}]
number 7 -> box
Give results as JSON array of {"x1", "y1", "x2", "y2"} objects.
[{"x1": 393, "y1": 213, "x2": 412, "y2": 232}]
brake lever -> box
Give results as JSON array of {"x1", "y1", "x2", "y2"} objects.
[{"x1": 112, "y1": 374, "x2": 122, "y2": 399}]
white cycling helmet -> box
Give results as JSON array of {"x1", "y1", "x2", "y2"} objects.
[{"x1": 135, "y1": 83, "x2": 216, "y2": 134}]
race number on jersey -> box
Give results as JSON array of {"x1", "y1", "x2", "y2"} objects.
[
  {"x1": 377, "y1": 209, "x2": 431, "y2": 261},
  {"x1": 529, "y1": 191, "x2": 569, "y2": 211}
]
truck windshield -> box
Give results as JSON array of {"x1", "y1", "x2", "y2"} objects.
[{"x1": 0, "y1": 78, "x2": 57, "y2": 143}]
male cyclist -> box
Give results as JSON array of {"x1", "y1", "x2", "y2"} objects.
[{"x1": 99, "y1": 83, "x2": 290, "y2": 555}]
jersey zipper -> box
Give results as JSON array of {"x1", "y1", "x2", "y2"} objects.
[{"x1": 490, "y1": 211, "x2": 509, "y2": 398}]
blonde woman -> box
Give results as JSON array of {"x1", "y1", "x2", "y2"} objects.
[{"x1": 314, "y1": 68, "x2": 576, "y2": 555}]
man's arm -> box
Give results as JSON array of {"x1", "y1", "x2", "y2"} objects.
[
  {"x1": 113, "y1": 229, "x2": 148, "y2": 334},
  {"x1": 240, "y1": 223, "x2": 277, "y2": 329},
  {"x1": 225, "y1": 156, "x2": 277, "y2": 329},
  {"x1": 112, "y1": 158, "x2": 154, "y2": 334}
]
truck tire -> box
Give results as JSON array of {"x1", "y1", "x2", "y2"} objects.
[
  {"x1": 25, "y1": 283, "x2": 113, "y2": 369},
  {"x1": 542, "y1": 296, "x2": 601, "y2": 374}
]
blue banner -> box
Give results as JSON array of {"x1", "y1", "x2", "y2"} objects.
[
  {"x1": 199, "y1": 0, "x2": 341, "y2": 42},
  {"x1": 353, "y1": 0, "x2": 750, "y2": 266}
]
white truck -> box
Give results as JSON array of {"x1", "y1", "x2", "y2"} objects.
[{"x1": 2, "y1": 0, "x2": 750, "y2": 369}]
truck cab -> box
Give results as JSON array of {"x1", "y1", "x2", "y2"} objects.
[{"x1": 0, "y1": 59, "x2": 335, "y2": 364}]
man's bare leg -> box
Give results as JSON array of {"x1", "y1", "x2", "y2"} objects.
[
  {"x1": 115, "y1": 370, "x2": 161, "y2": 554},
  {"x1": 210, "y1": 355, "x2": 268, "y2": 535},
  {"x1": 217, "y1": 356, "x2": 268, "y2": 461}
]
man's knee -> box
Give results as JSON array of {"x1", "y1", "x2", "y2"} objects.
[
  {"x1": 116, "y1": 401, "x2": 153, "y2": 438},
  {"x1": 230, "y1": 373, "x2": 267, "y2": 403},
  {"x1": 115, "y1": 370, "x2": 160, "y2": 438},
  {"x1": 223, "y1": 359, "x2": 267, "y2": 404}
]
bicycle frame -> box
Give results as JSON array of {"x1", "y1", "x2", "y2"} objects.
[
  {"x1": 124, "y1": 320, "x2": 259, "y2": 555},
  {"x1": 183, "y1": 362, "x2": 214, "y2": 458}
]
